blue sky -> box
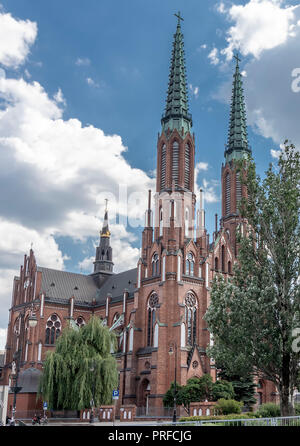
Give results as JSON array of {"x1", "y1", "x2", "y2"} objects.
[{"x1": 1, "y1": 0, "x2": 300, "y2": 346}]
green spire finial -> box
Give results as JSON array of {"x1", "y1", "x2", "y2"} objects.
[
  {"x1": 225, "y1": 53, "x2": 251, "y2": 162},
  {"x1": 161, "y1": 13, "x2": 192, "y2": 136}
]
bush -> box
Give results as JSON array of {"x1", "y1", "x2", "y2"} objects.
[
  {"x1": 214, "y1": 398, "x2": 243, "y2": 415},
  {"x1": 256, "y1": 403, "x2": 280, "y2": 418},
  {"x1": 179, "y1": 414, "x2": 250, "y2": 422}
]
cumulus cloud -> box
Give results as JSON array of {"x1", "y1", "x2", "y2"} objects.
[
  {"x1": 0, "y1": 328, "x2": 7, "y2": 350},
  {"x1": 218, "y1": 0, "x2": 299, "y2": 60},
  {"x1": 0, "y1": 9, "x2": 37, "y2": 68},
  {"x1": 208, "y1": 47, "x2": 220, "y2": 65},
  {"x1": 75, "y1": 57, "x2": 91, "y2": 66},
  {"x1": 0, "y1": 8, "x2": 155, "y2": 335}
]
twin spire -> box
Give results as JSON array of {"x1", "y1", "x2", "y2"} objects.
[
  {"x1": 161, "y1": 12, "x2": 192, "y2": 136},
  {"x1": 225, "y1": 53, "x2": 251, "y2": 162}
]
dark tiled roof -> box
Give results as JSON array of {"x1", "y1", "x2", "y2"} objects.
[
  {"x1": 37, "y1": 266, "x2": 137, "y2": 307},
  {"x1": 0, "y1": 353, "x2": 5, "y2": 367},
  {"x1": 8, "y1": 367, "x2": 42, "y2": 393},
  {"x1": 38, "y1": 266, "x2": 98, "y2": 304},
  {"x1": 95, "y1": 268, "x2": 137, "y2": 304}
]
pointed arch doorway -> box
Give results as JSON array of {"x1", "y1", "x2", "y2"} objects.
[{"x1": 138, "y1": 379, "x2": 151, "y2": 414}]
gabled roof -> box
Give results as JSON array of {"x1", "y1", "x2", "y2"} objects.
[{"x1": 37, "y1": 266, "x2": 137, "y2": 307}]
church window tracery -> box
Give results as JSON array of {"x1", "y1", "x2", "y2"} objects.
[
  {"x1": 147, "y1": 293, "x2": 159, "y2": 346},
  {"x1": 45, "y1": 314, "x2": 61, "y2": 345},
  {"x1": 185, "y1": 292, "x2": 197, "y2": 346}
]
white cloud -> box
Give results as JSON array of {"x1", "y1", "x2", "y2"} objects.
[
  {"x1": 219, "y1": 0, "x2": 299, "y2": 60},
  {"x1": 189, "y1": 84, "x2": 199, "y2": 98},
  {"x1": 0, "y1": 10, "x2": 37, "y2": 68},
  {"x1": 53, "y1": 87, "x2": 66, "y2": 106},
  {"x1": 86, "y1": 77, "x2": 99, "y2": 88},
  {"x1": 208, "y1": 47, "x2": 220, "y2": 65},
  {"x1": 0, "y1": 328, "x2": 7, "y2": 350},
  {"x1": 75, "y1": 57, "x2": 91, "y2": 66}
]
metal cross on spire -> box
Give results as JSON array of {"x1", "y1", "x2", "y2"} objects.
[
  {"x1": 233, "y1": 52, "x2": 241, "y2": 66},
  {"x1": 174, "y1": 11, "x2": 184, "y2": 26}
]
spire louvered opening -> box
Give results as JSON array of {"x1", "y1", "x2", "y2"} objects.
[
  {"x1": 161, "y1": 144, "x2": 166, "y2": 189},
  {"x1": 172, "y1": 141, "x2": 179, "y2": 186},
  {"x1": 225, "y1": 172, "x2": 231, "y2": 215},
  {"x1": 184, "y1": 143, "x2": 190, "y2": 189},
  {"x1": 236, "y1": 171, "x2": 242, "y2": 212}
]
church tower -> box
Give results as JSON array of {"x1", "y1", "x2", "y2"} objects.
[
  {"x1": 220, "y1": 55, "x2": 251, "y2": 258},
  {"x1": 92, "y1": 203, "x2": 114, "y2": 286},
  {"x1": 128, "y1": 13, "x2": 212, "y2": 411}
]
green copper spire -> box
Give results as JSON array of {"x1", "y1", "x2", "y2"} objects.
[
  {"x1": 225, "y1": 53, "x2": 251, "y2": 163},
  {"x1": 161, "y1": 12, "x2": 192, "y2": 136}
]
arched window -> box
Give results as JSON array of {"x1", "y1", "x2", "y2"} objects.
[
  {"x1": 76, "y1": 316, "x2": 86, "y2": 328},
  {"x1": 215, "y1": 257, "x2": 218, "y2": 271},
  {"x1": 172, "y1": 141, "x2": 179, "y2": 186},
  {"x1": 152, "y1": 253, "x2": 159, "y2": 277},
  {"x1": 184, "y1": 143, "x2": 190, "y2": 189},
  {"x1": 228, "y1": 261, "x2": 232, "y2": 274},
  {"x1": 185, "y1": 292, "x2": 198, "y2": 346},
  {"x1": 236, "y1": 172, "x2": 242, "y2": 213},
  {"x1": 225, "y1": 172, "x2": 231, "y2": 215},
  {"x1": 45, "y1": 314, "x2": 61, "y2": 345},
  {"x1": 221, "y1": 245, "x2": 225, "y2": 272},
  {"x1": 161, "y1": 144, "x2": 166, "y2": 189},
  {"x1": 185, "y1": 208, "x2": 189, "y2": 237},
  {"x1": 186, "y1": 252, "x2": 195, "y2": 276},
  {"x1": 147, "y1": 293, "x2": 159, "y2": 346}
]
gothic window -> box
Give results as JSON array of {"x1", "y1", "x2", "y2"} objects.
[
  {"x1": 236, "y1": 172, "x2": 242, "y2": 213},
  {"x1": 228, "y1": 261, "x2": 232, "y2": 274},
  {"x1": 225, "y1": 172, "x2": 231, "y2": 215},
  {"x1": 147, "y1": 293, "x2": 159, "y2": 346},
  {"x1": 152, "y1": 253, "x2": 159, "y2": 277},
  {"x1": 112, "y1": 313, "x2": 120, "y2": 325},
  {"x1": 185, "y1": 252, "x2": 195, "y2": 276},
  {"x1": 221, "y1": 245, "x2": 225, "y2": 273},
  {"x1": 76, "y1": 316, "x2": 86, "y2": 328},
  {"x1": 215, "y1": 257, "x2": 218, "y2": 271},
  {"x1": 45, "y1": 314, "x2": 61, "y2": 345},
  {"x1": 161, "y1": 144, "x2": 166, "y2": 189},
  {"x1": 185, "y1": 208, "x2": 189, "y2": 237},
  {"x1": 184, "y1": 143, "x2": 190, "y2": 189},
  {"x1": 185, "y1": 292, "x2": 197, "y2": 346},
  {"x1": 172, "y1": 141, "x2": 179, "y2": 186}
]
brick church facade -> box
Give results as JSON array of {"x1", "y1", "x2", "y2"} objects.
[{"x1": 1, "y1": 16, "x2": 278, "y2": 415}]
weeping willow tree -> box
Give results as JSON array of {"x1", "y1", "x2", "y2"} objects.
[{"x1": 38, "y1": 316, "x2": 118, "y2": 410}]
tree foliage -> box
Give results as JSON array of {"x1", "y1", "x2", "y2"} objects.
[
  {"x1": 205, "y1": 142, "x2": 300, "y2": 416},
  {"x1": 38, "y1": 316, "x2": 118, "y2": 410}
]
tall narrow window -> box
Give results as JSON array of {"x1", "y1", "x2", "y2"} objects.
[
  {"x1": 161, "y1": 144, "x2": 166, "y2": 190},
  {"x1": 236, "y1": 172, "x2": 242, "y2": 213},
  {"x1": 152, "y1": 253, "x2": 159, "y2": 277},
  {"x1": 221, "y1": 245, "x2": 225, "y2": 272},
  {"x1": 186, "y1": 252, "x2": 195, "y2": 276},
  {"x1": 184, "y1": 143, "x2": 190, "y2": 189},
  {"x1": 185, "y1": 208, "x2": 189, "y2": 237},
  {"x1": 172, "y1": 141, "x2": 179, "y2": 186},
  {"x1": 159, "y1": 208, "x2": 163, "y2": 237},
  {"x1": 147, "y1": 293, "x2": 159, "y2": 346},
  {"x1": 225, "y1": 172, "x2": 231, "y2": 215}
]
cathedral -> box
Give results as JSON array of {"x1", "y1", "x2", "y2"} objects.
[{"x1": 1, "y1": 15, "x2": 277, "y2": 416}]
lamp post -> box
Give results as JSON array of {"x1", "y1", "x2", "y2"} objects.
[
  {"x1": 168, "y1": 342, "x2": 177, "y2": 424},
  {"x1": 89, "y1": 360, "x2": 96, "y2": 423},
  {"x1": 10, "y1": 301, "x2": 38, "y2": 425}
]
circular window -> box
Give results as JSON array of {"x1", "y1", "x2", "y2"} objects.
[
  {"x1": 149, "y1": 293, "x2": 159, "y2": 308},
  {"x1": 192, "y1": 361, "x2": 198, "y2": 369},
  {"x1": 51, "y1": 314, "x2": 57, "y2": 322},
  {"x1": 47, "y1": 320, "x2": 53, "y2": 327}
]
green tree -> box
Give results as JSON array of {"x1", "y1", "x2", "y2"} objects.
[
  {"x1": 205, "y1": 142, "x2": 300, "y2": 416},
  {"x1": 211, "y1": 380, "x2": 235, "y2": 401},
  {"x1": 39, "y1": 315, "x2": 118, "y2": 410}
]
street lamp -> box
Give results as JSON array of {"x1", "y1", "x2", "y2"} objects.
[
  {"x1": 89, "y1": 360, "x2": 96, "y2": 424},
  {"x1": 10, "y1": 301, "x2": 38, "y2": 426},
  {"x1": 168, "y1": 342, "x2": 177, "y2": 424}
]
